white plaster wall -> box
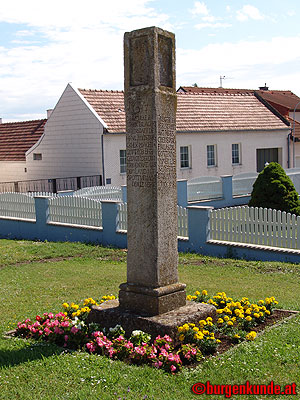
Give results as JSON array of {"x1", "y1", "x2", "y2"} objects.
[
  {"x1": 176, "y1": 130, "x2": 288, "y2": 179},
  {"x1": 25, "y1": 84, "x2": 104, "y2": 181},
  {"x1": 103, "y1": 134, "x2": 127, "y2": 186},
  {"x1": 0, "y1": 161, "x2": 27, "y2": 182},
  {"x1": 103, "y1": 129, "x2": 289, "y2": 186}
]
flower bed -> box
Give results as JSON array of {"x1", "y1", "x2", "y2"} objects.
[{"x1": 14, "y1": 290, "x2": 283, "y2": 374}]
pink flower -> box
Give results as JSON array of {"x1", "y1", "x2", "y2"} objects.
[
  {"x1": 44, "y1": 327, "x2": 52, "y2": 336},
  {"x1": 64, "y1": 335, "x2": 69, "y2": 341},
  {"x1": 36, "y1": 315, "x2": 42, "y2": 322},
  {"x1": 154, "y1": 361, "x2": 163, "y2": 368},
  {"x1": 70, "y1": 326, "x2": 79, "y2": 334},
  {"x1": 33, "y1": 322, "x2": 40, "y2": 328},
  {"x1": 168, "y1": 353, "x2": 175, "y2": 361},
  {"x1": 48, "y1": 313, "x2": 54, "y2": 319},
  {"x1": 86, "y1": 342, "x2": 96, "y2": 353},
  {"x1": 38, "y1": 330, "x2": 43, "y2": 336},
  {"x1": 165, "y1": 344, "x2": 171, "y2": 351},
  {"x1": 30, "y1": 327, "x2": 37, "y2": 334},
  {"x1": 170, "y1": 365, "x2": 176, "y2": 372},
  {"x1": 159, "y1": 349, "x2": 168, "y2": 357},
  {"x1": 54, "y1": 327, "x2": 64, "y2": 335},
  {"x1": 61, "y1": 321, "x2": 69, "y2": 328}
]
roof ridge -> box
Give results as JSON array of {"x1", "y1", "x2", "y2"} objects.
[
  {"x1": 0, "y1": 118, "x2": 47, "y2": 126},
  {"x1": 78, "y1": 88, "x2": 124, "y2": 93}
]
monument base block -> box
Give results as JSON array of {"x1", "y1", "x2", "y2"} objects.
[
  {"x1": 87, "y1": 300, "x2": 216, "y2": 343},
  {"x1": 119, "y1": 282, "x2": 187, "y2": 316}
]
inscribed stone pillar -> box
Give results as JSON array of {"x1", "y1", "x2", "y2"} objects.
[{"x1": 119, "y1": 26, "x2": 186, "y2": 316}]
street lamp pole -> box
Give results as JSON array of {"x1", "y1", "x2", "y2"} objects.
[{"x1": 292, "y1": 100, "x2": 300, "y2": 168}]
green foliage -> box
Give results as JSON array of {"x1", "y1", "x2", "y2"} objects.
[{"x1": 249, "y1": 162, "x2": 300, "y2": 215}]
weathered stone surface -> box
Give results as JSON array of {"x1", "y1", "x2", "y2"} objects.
[
  {"x1": 119, "y1": 26, "x2": 186, "y2": 316},
  {"x1": 88, "y1": 300, "x2": 216, "y2": 343}
]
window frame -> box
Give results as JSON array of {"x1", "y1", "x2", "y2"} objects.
[
  {"x1": 180, "y1": 145, "x2": 191, "y2": 169},
  {"x1": 33, "y1": 153, "x2": 42, "y2": 161},
  {"x1": 119, "y1": 149, "x2": 126, "y2": 174},
  {"x1": 232, "y1": 143, "x2": 241, "y2": 165},
  {"x1": 207, "y1": 144, "x2": 217, "y2": 167}
]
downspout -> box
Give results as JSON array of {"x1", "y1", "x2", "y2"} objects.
[
  {"x1": 101, "y1": 133, "x2": 106, "y2": 186},
  {"x1": 287, "y1": 131, "x2": 291, "y2": 168}
]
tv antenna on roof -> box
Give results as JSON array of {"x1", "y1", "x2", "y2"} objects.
[{"x1": 219, "y1": 75, "x2": 226, "y2": 88}]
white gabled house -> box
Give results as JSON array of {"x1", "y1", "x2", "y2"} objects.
[{"x1": 1, "y1": 83, "x2": 291, "y2": 187}]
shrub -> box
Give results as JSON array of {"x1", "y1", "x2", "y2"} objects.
[{"x1": 249, "y1": 162, "x2": 300, "y2": 215}]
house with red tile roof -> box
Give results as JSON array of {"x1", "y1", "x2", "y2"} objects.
[
  {"x1": 178, "y1": 86, "x2": 300, "y2": 167},
  {"x1": 0, "y1": 119, "x2": 46, "y2": 182},
  {"x1": 21, "y1": 83, "x2": 289, "y2": 187}
]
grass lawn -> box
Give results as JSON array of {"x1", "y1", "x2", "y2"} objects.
[{"x1": 0, "y1": 239, "x2": 300, "y2": 400}]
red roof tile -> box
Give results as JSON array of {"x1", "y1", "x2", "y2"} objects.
[
  {"x1": 79, "y1": 89, "x2": 126, "y2": 133},
  {"x1": 178, "y1": 86, "x2": 300, "y2": 112},
  {"x1": 79, "y1": 89, "x2": 288, "y2": 133},
  {"x1": 0, "y1": 119, "x2": 46, "y2": 161}
]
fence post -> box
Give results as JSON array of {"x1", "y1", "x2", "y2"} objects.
[
  {"x1": 34, "y1": 196, "x2": 50, "y2": 241},
  {"x1": 177, "y1": 179, "x2": 188, "y2": 207},
  {"x1": 186, "y1": 205, "x2": 214, "y2": 252},
  {"x1": 101, "y1": 200, "x2": 126, "y2": 248},
  {"x1": 121, "y1": 185, "x2": 127, "y2": 203},
  {"x1": 221, "y1": 175, "x2": 233, "y2": 204}
]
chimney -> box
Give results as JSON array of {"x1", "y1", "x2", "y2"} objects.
[
  {"x1": 47, "y1": 109, "x2": 53, "y2": 119},
  {"x1": 259, "y1": 83, "x2": 269, "y2": 91}
]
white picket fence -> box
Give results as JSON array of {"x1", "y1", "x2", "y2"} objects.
[
  {"x1": 74, "y1": 186, "x2": 122, "y2": 201},
  {"x1": 0, "y1": 193, "x2": 36, "y2": 220},
  {"x1": 117, "y1": 203, "x2": 188, "y2": 238},
  {"x1": 210, "y1": 206, "x2": 300, "y2": 250},
  {"x1": 48, "y1": 196, "x2": 103, "y2": 227}
]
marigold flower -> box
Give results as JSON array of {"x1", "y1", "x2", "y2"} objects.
[
  {"x1": 202, "y1": 290, "x2": 208, "y2": 296},
  {"x1": 245, "y1": 316, "x2": 252, "y2": 322}
]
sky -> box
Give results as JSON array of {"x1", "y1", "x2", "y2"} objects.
[{"x1": 1, "y1": 0, "x2": 300, "y2": 121}]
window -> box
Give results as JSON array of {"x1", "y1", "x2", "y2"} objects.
[
  {"x1": 207, "y1": 145, "x2": 216, "y2": 167},
  {"x1": 232, "y1": 143, "x2": 241, "y2": 165},
  {"x1": 120, "y1": 150, "x2": 126, "y2": 173},
  {"x1": 33, "y1": 153, "x2": 42, "y2": 161},
  {"x1": 180, "y1": 146, "x2": 191, "y2": 168},
  {"x1": 256, "y1": 148, "x2": 279, "y2": 172}
]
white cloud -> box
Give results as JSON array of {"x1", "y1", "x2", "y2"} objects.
[
  {"x1": 195, "y1": 22, "x2": 232, "y2": 30},
  {"x1": 0, "y1": 0, "x2": 173, "y2": 120},
  {"x1": 236, "y1": 5, "x2": 264, "y2": 22},
  {"x1": 177, "y1": 36, "x2": 300, "y2": 93},
  {"x1": 190, "y1": 1, "x2": 209, "y2": 16}
]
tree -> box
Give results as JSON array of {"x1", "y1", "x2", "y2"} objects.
[{"x1": 249, "y1": 162, "x2": 300, "y2": 215}]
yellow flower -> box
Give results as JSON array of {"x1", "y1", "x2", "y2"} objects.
[
  {"x1": 195, "y1": 291, "x2": 200, "y2": 296},
  {"x1": 202, "y1": 290, "x2": 208, "y2": 296},
  {"x1": 246, "y1": 331, "x2": 257, "y2": 341},
  {"x1": 189, "y1": 323, "x2": 196, "y2": 327},
  {"x1": 206, "y1": 317, "x2": 213, "y2": 322},
  {"x1": 179, "y1": 334, "x2": 185, "y2": 341},
  {"x1": 245, "y1": 316, "x2": 252, "y2": 322},
  {"x1": 227, "y1": 320, "x2": 233, "y2": 326},
  {"x1": 199, "y1": 320, "x2": 207, "y2": 326},
  {"x1": 193, "y1": 327, "x2": 199, "y2": 332},
  {"x1": 216, "y1": 339, "x2": 221, "y2": 343},
  {"x1": 245, "y1": 308, "x2": 252, "y2": 315},
  {"x1": 253, "y1": 313, "x2": 260, "y2": 319},
  {"x1": 265, "y1": 310, "x2": 271, "y2": 315},
  {"x1": 195, "y1": 332, "x2": 204, "y2": 340},
  {"x1": 178, "y1": 326, "x2": 184, "y2": 333},
  {"x1": 187, "y1": 295, "x2": 192, "y2": 301},
  {"x1": 203, "y1": 330, "x2": 210, "y2": 335},
  {"x1": 182, "y1": 324, "x2": 189, "y2": 332},
  {"x1": 224, "y1": 315, "x2": 230, "y2": 322},
  {"x1": 216, "y1": 309, "x2": 223, "y2": 314},
  {"x1": 234, "y1": 334, "x2": 240, "y2": 339},
  {"x1": 258, "y1": 300, "x2": 264, "y2": 305},
  {"x1": 217, "y1": 318, "x2": 224, "y2": 324},
  {"x1": 62, "y1": 302, "x2": 69, "y2": 309}
]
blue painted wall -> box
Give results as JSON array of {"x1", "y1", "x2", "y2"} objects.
[{"x1": 0, "y1": 195, "x2": 299, "y2": 263}]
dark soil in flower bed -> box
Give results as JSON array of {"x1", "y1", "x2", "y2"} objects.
[{"x1": 214, "y1": 309, "x2": 297, "y2": 355}]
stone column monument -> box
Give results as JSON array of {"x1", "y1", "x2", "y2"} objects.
[
  {"x1": 88, "y1": 26, "x2": 215, "y2": 339},
  {"x1": 119, "y1": 26, "x2": 186, "y2": 316}
]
